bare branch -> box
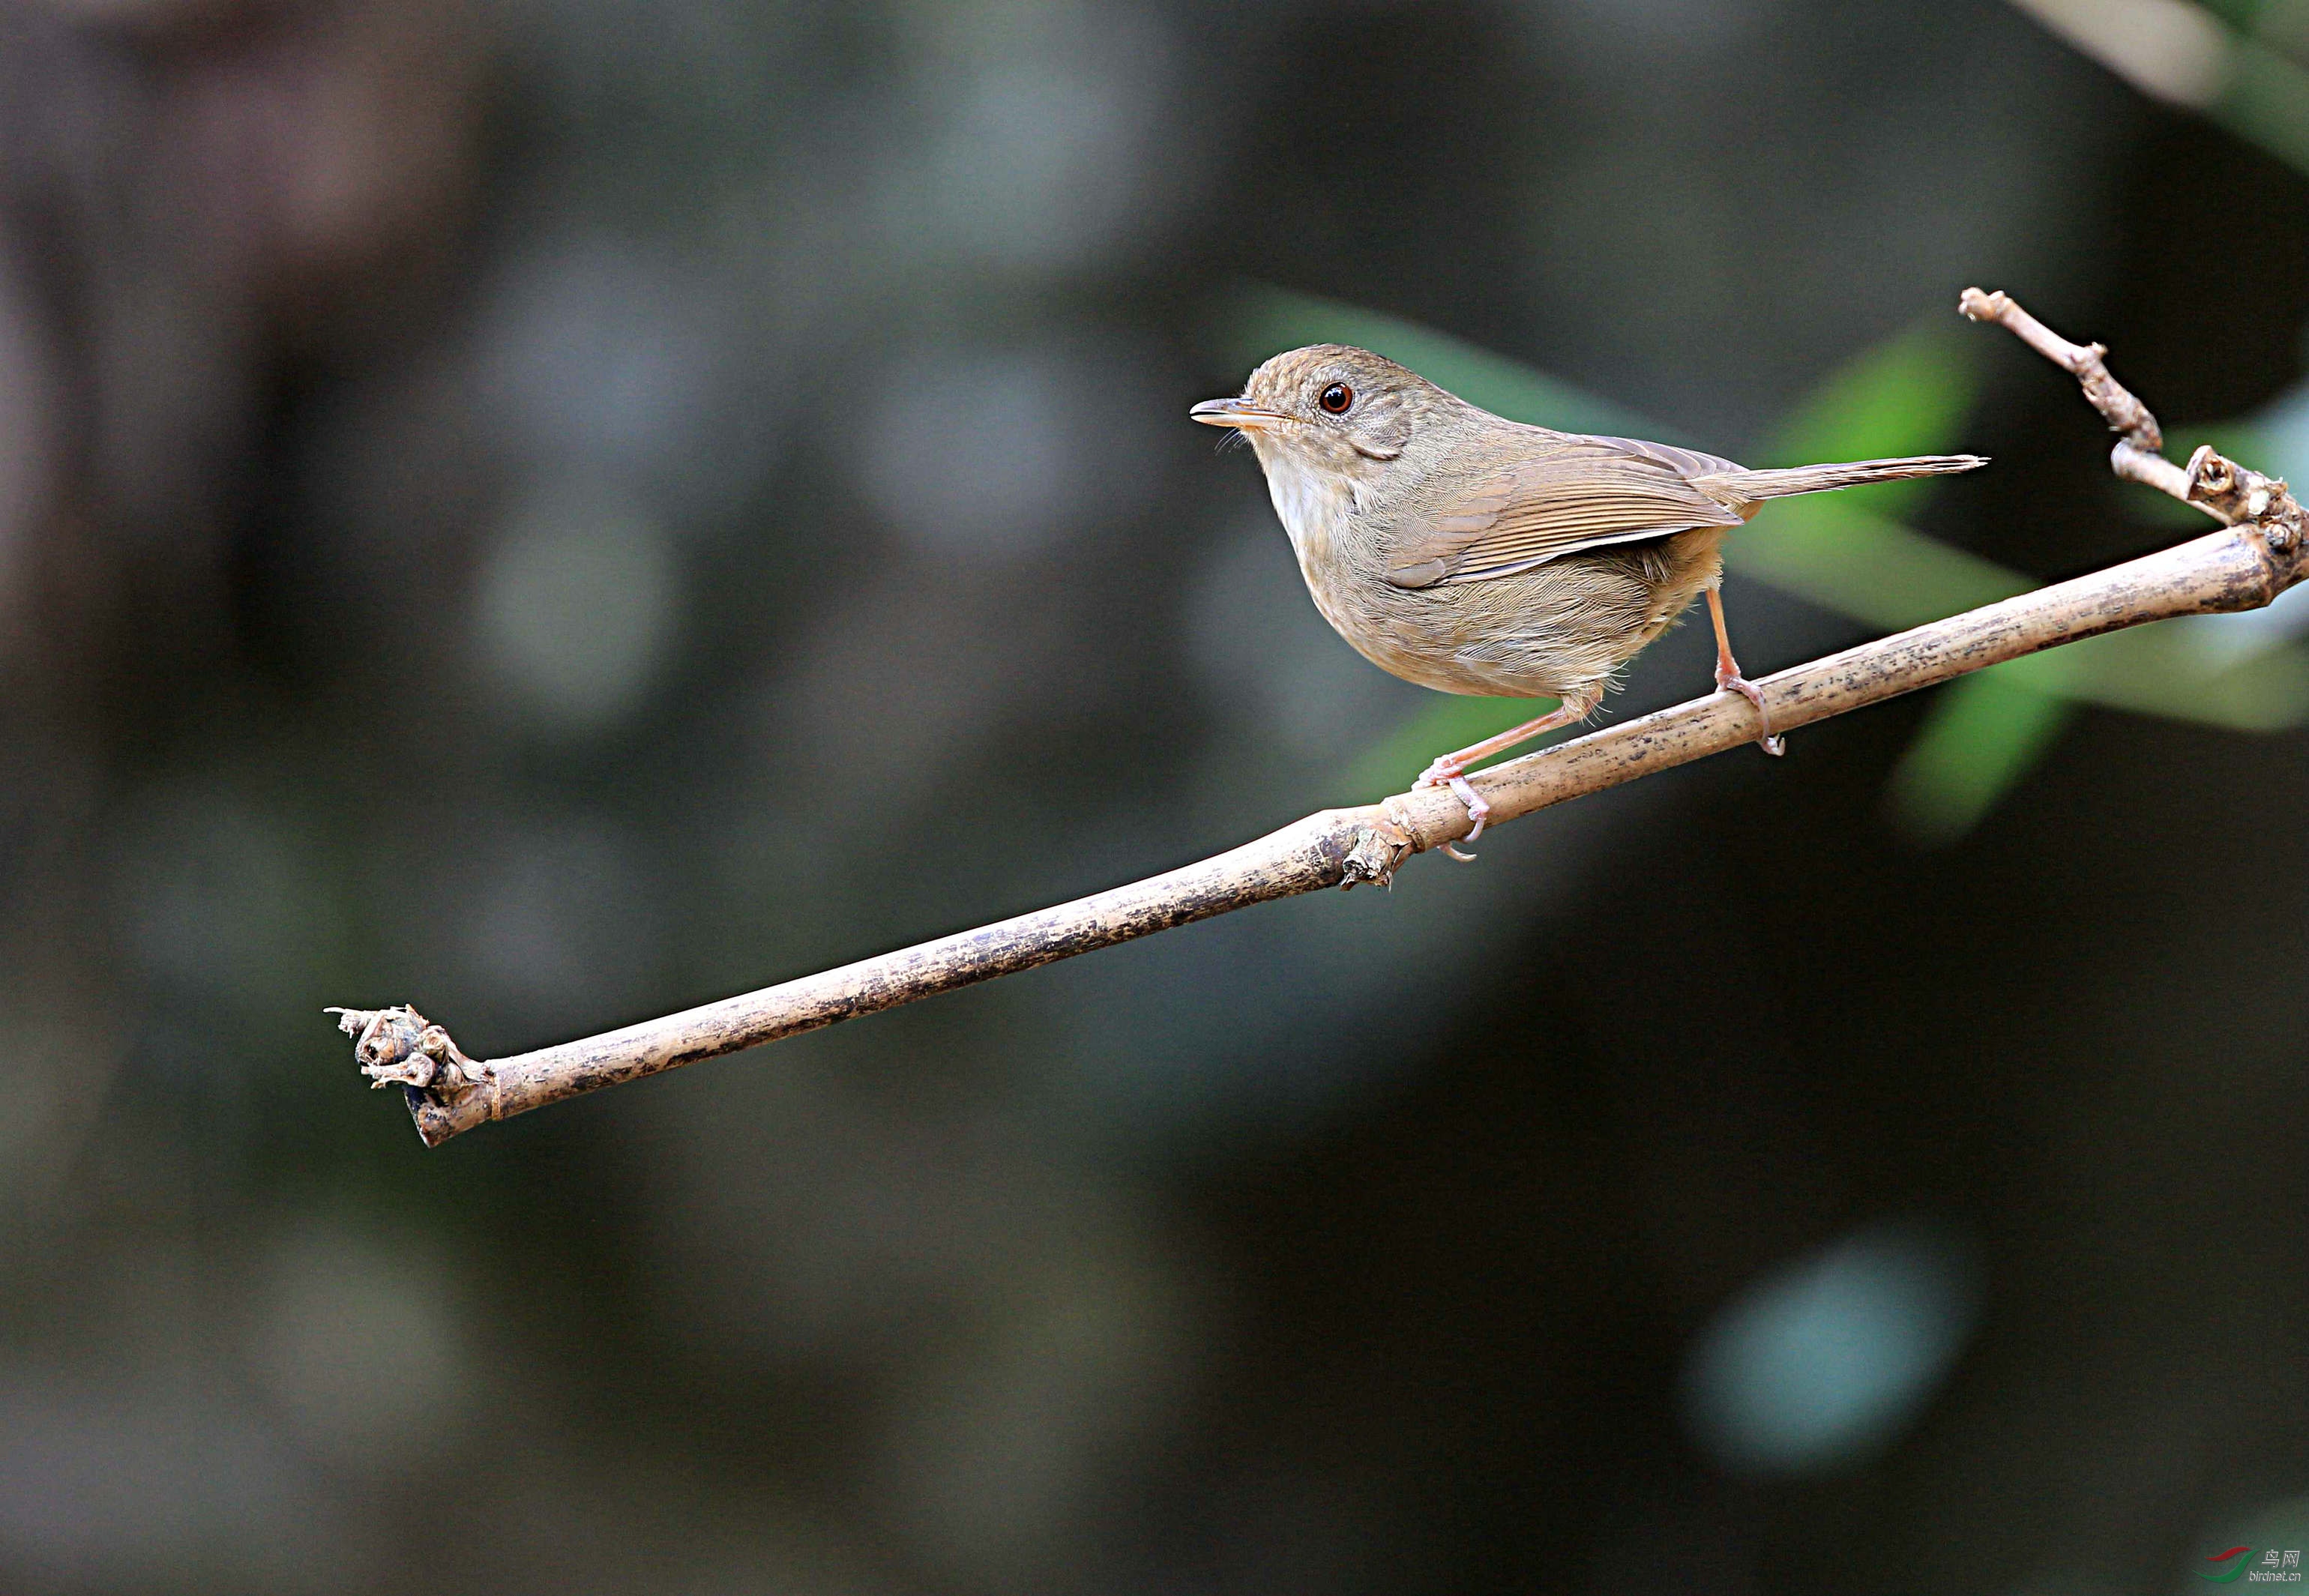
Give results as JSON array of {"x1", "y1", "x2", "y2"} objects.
[
  {"x1": 1958, "y1": 283, "x2": 2188, "y2": 499},
  {"x1": 1959, "y1": 286, "x2": 2165, "y2": 452},
  {"x1": 1960, "y1": 286, "x2": 2306, "y2": 550},
  {"x1": 343, "y1": 292, "x2": 2309, "y2": 1147}
]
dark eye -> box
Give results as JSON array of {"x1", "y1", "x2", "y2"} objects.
[{"x1": 1319, "y1": 382, "x2": 1352, "y2": 415}]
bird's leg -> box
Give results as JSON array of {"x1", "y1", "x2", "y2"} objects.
[
  {"x1": 1415, "y1": 693, "x2": 1598, "y2": 862},
  {"x1": 1415, "y1": 700, "x2": 1593, "y2": 786},
  {"x1": 1707, "y1": 585, "x2": 1785, "y2": 756}
]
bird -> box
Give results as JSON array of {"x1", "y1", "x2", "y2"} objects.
[{"x1": 1190, "y1": 344, "x2": 1985, "y2": 858}]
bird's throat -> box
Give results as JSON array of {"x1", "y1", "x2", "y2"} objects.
[{"x1": 1256, "y1": 447, "x2": 1358, "y2": 573}]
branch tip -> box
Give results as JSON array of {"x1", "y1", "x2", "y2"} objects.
[
  {"x1": 1959, "y1": 286, "x2": 2164, "y2": 454},
  {"x1": 1960, "y1": 290, "x2": 2308, "y2": 559},
  {"x1": 328, "y1": 1005, "x2": 496, "y2": 1110}
]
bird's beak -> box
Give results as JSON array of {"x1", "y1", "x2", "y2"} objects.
[{"x1": 1190, "y1": 396, "x2": 1291, "y2": 432}]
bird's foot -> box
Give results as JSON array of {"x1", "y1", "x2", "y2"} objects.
[
  {"x1": 1442, "y1": 777, "x2": 1489, "y2": 861},
  {"x1": 1414, "y1": 760, "x2": 1490, "y2": 862},
  {"x1": 1716, "y1": 670, "x2": 1786, "y2": 756}
]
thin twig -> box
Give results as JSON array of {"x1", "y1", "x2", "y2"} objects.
[
  {"x1": 1957, "y1": 284, "x2": 2192, "y2": 502},
  {"x1": 338, "y1": 289, "x2": 2309, "y2": 1147}
]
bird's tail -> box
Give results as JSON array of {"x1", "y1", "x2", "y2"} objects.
[{"x1": 1696, "y1": 454, "x2": 1987, "y2": 505}]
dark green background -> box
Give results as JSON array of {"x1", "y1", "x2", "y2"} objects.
[{"x1": 1, "y1": 1, "x2": 2305, "y2": 1591}]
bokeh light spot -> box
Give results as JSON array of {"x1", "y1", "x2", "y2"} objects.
[
  {"x1": 476, "y1": 481, "x2": 680, "y2": 735},
  {"x1": 1683, "y1": 1219, "x2": 1981, "y2": 1475}
]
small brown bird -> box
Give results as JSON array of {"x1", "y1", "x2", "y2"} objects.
[{"x1": 1192, "y1": 345, "x2": 1984, "y2": 857}]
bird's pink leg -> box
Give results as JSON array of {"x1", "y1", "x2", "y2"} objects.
[
  {"x1": 1707, "y1": 585, "x2": 1785, "y2": 756},
  {"x1": 1415, "y1": 691, "x2": 1599, "y2": 861}
]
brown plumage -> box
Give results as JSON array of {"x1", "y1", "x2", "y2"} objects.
[{"x1": 1190, "y1": 344, "x2": 1987, "y2": 854}]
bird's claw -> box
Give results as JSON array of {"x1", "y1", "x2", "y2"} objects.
[
  {"x1": 1441, "y1": 774, "x2": 1487, "y2": 862},
  {"x1": 1717, "y1": 672, "x2": 1785, "y2": 756},
  {"x1": 1415, "y1": 762, "x2": 1490, "y2": 862}
]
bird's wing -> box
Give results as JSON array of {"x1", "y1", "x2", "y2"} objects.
[{"x1": 1382, "y1": 433, "x2": 1752, "y2": 590}]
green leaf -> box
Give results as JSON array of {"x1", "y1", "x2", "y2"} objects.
[
  {"x1": 1342, "y1": 694, "x2": 1563, "y2": 803},
  {"x1": 2218, "y1": 36, "x2": 2309, "y2": 178},
  {"x1": 2000, "y1": 625, "x2": 2309, "y2": 729},
  {"x1": 1761, "y1": 323, "x2": 1980, "y2": 514},
  {"x1": 1884, "y1": 628, "x2": 2309, "y2": 846},
  {"x1": 1884, "y1": 672, "x2": 2074, "y2": 846},
  {"x1": 1728, "y1": 497, "x2": 2026, "y2": 630}
]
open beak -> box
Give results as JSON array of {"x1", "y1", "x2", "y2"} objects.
[{"x1": 1189, "y1": 396, "x2": 1291, "y2": 432}]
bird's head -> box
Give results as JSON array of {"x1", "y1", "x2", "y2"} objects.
[{"x1": 1190, "y1": 345, "x2": 1455, "y2": 480}]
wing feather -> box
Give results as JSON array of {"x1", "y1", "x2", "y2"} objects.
[{"x1": 1382, "y1": 433, "x2": 1750, "y2": 590}]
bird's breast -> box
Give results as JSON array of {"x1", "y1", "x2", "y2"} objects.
[
  {"x1": 1254, "y1": 445, "x2": 1534, "y2": 693},
  {"x1": 1261, "y1": 457, "x2": 1366, "y2": 640}
]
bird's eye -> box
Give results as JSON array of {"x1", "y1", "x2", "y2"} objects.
[{"x1": 1319, "y1": 382, "x2": 1353, "y2": 415}]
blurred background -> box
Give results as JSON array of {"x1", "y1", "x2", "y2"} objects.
[{"x1": 4, "y1": 0, "x2": 2309, "y2": 1590}]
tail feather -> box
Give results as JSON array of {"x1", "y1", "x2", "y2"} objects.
[{"x1": 1695, "y1": 454, "x2": 1987, "y2": 504}]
